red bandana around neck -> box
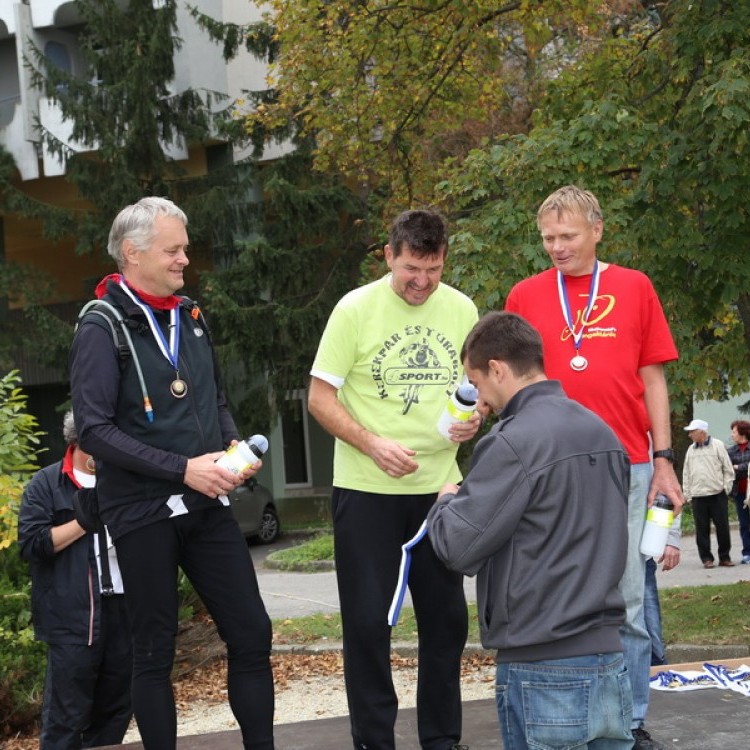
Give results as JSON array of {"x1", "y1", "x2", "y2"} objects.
[
  {"x1": 94, "y1": 274, "x2": 181, "y2": 310},
  {"x1": 62, "y1": 445, "x2": 81, "y2": 489}
]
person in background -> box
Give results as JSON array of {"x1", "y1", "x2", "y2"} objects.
[
  {"x1": 18, "y1": 410, "x2": 132, "y2": 749},
  {"x1": 643, "y1": 558, "x2": 666, "y2": 666},
  {"x1": 727, "y1": 419, "x2": 750, "y2": 564},
  {"x1": 504, "y1": 184, "x2": 684, "y2": 750},
  {"x1": 682, "y1": 418, "x2": 735, "y2": 568},
  {"x1": 69, "y1": 197, "x2": 274, "y2": 749},
  {"x1": 427, "y1": 311, "x2": 633, "y2": 749},
  {"x1": 308, "y1": 208, "x2": 480, "y2": 750},
  {"x1": 645, "y1": 488, "x2": 682, "y2": 667}
]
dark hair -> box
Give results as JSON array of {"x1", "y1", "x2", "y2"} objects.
[
  {"x1": 731, "y1": 420, "x2": 750, "y2": 440},
  {"x1": 462, "y1": 311, "x2": 544, "y2": 377},
  {"x1": 388, "y1": 209, "x2": 448, "y2": 259}
]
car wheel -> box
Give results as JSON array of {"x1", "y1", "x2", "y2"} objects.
[{"x1": 255, "y1": 505, "x2": 280, "y2": 544}]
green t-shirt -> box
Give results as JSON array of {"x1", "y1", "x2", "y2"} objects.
[{"x1": 311, "y1": 275, "x2": 479, "y2": 494}]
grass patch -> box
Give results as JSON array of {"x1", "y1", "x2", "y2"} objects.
[
  {"x1": 273, "y1": 603, "x2": 476, "y2": 645},
  {"x1": 267, "y1": 533, "x2": 334, "y2": 572},
  {"x1": 659, "y1": 581, "x2": 750, "y2": 646},
  {"x1": 271, "y1": 580, "x2": 750, "y2": 650}
]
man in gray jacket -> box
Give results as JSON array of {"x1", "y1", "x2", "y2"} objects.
[{"x1": 427, "y1": 311, "x2": 633, "y2": 749}]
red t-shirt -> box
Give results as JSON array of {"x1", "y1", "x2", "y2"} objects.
[{"x1": 505, "y1": 264, "x2": 678, "y2": 463}]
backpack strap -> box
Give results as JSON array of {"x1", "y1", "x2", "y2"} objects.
[
  {"x1": 78, "y1": 299, "x2": 131, "y2": 361},
  {"x1": 77, "y1": 300, "x2": 154, "y2": 423}
]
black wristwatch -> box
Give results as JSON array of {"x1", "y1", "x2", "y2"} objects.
[{"x1": 653, "y1": 449, "x2": 676, "y2": 464}]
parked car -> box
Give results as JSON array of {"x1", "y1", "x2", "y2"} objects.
[{"x1": 228, "y1": 478, "x2": 280, "y2": 544}]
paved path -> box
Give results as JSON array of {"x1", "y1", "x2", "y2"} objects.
[{"x1": 251, "y1": 528, "x2": 750, "y2": 620}]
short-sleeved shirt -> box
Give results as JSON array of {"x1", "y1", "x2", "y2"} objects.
[
  {"x1": 311, "y1": 275, "x2": 479, "y2": 493},
  {"x1": 505, "y1": 264, "x2": 678, "y2": 463}
]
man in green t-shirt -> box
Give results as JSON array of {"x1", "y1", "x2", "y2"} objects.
[{"x1": 309, "y1": 209, "x2": 479, "y2": 750}]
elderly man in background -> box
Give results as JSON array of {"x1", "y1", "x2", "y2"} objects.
[{"x1": 682, "y1": 418, "x2": 735, "y2": 569}]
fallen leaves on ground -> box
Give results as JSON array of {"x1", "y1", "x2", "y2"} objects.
[{"x1": 3, "y1": 613, "x2": 495, "y2": 749}]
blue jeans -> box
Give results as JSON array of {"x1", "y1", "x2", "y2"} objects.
[
  {"x1": 644, "y1": 557, "x2": 666, "y2": 666},
  {"x1": 495, "y1": 653, "x2": 633, "y2": 749},
  {"x1": 732, "y1": 492, "x2": 750, "y2": 558},
  {"x1": 619, "y1": 463, "x2": 652, "y2": 729}
]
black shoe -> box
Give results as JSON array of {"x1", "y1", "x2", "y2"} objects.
[{"x1": 632, "y1": 726, "x2": 665, "y2": 750}]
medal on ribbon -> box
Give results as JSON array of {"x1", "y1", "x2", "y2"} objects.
[
  {"x1": 556, "y1": 261, "x2": 601, "y2": 372},
  {"x1": 119, "y1": 282, "x2": 187, "y2": 398}
]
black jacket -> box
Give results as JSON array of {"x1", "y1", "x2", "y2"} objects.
[
  {"x1": 727, "y1": 442, "x2": 750, "y2": 497},
  {"x1": 427, "y1": 380, "x2": 629, "y2": 662},
  {"x1": 18, "y1": 461, "x2": 100, "y2": 645},
  {"x1": 69, "y1": 281, "x2": 239, "y2": 539}
]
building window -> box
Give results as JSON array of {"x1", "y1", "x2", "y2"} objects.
[
  {"x1": 44, "y1": 41, "x2": 71, "y2": 73},
  {"x1": 282, "y1": 390, "x2": 312, "y2": 488}
]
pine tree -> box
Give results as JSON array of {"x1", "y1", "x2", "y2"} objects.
[{"x1": 26, "y1": 0, "x2": 221, "y2": 255}]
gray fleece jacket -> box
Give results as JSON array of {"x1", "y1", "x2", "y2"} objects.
[{"x1": 427, "y1": 379, "x2": 629, "y2": 663}]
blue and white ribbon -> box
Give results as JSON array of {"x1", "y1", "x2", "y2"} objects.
[{"x1": 387, "y1": 520, "x2": 429, "y2": 626}]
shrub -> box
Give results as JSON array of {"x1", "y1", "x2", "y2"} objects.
[
  {"x1": 0, "y1": 372, "x2": 45, "y2": 739},
  {"x1": 0, "y1": 370, "x2": 43, "y2": 551},
  {"x1": 0, "y1": 573, "x2": 46, "y2": 736}
]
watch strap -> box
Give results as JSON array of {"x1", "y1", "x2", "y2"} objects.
[{"x1": 653, "y1": 449, "x2": 676, "y2": 464}]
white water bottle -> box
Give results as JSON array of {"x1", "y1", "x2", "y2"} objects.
[
  {"x1": 437, "y1": 381, "x2": 478, "y2": 440},
  {"x1": 639, "y1": 494, "x2": 674, "y2": 557},
  {"x1": 215, "y1": 434, "x2": 268, "y2": 475}
]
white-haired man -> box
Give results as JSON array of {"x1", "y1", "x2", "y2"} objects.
[
  {"x1": 70, "y1": 197, "x2": 275, "y2": 749},
  {"x1": 683, "y1": 418, "x2": 735, "y2": 568}
]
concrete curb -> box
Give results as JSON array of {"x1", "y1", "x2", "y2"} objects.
[{"x1": 265, "y1": 559, "x2": 335, "y2": 572}]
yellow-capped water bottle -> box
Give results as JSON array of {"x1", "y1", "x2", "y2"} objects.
[
  {"x1": 437, "y1": 381, "x2": 478, "y2": 440},
  {"x1": 639, "y1": 494, "x2": 674, "y2": 557}
]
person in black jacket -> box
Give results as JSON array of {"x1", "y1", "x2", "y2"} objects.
[
  {"x1": 728, "y1": 419, "x2": 750, "y2": 564},
  {"x1": 427, "y1": 311, "x2": 632, "y2": 749},
  {"x1": 18, "y1": 410, "x2": 132, "y2": 749},
  {"x1": 69, "y1": 197, "x2": 274, "y2": 750}
]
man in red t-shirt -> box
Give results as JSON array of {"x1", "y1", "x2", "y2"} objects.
[{"x1": 505, "y1": 185, "x2": 684, "y2": 750}]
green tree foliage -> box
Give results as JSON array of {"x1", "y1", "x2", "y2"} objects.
[
  {"x1": 183, "y1": 8, "x2": 373, "y2": 429},
  {"x1": 201, "y1": 148, "x2": 368, "y2": 430},
  {"x1": 0, "y1": 150, "x2": 76, "y2": 372},
  {"x1": 250, "y1": 0, "x2": 628, "y2": 213},
  {"x1": 438, "y1": 0, "x2": 750, "y2": 406}
]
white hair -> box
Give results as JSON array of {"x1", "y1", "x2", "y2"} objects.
[{"x1": 107, "y1": 196, "x2": 188, "y2": 269}]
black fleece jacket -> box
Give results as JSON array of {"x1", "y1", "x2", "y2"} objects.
[{"x1": 69, "y1": 281, "x2": 238, "y2": 540}]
